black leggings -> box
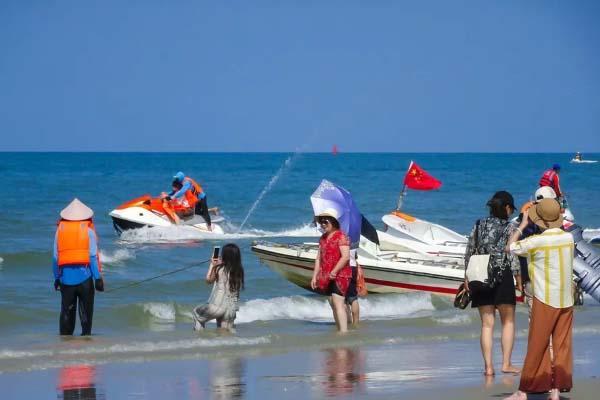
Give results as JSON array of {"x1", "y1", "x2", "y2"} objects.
[
  {"x1": 60, "y1": 277, "x2": 95, "y2": 336},
  {"x1": 195, "y1": 196, "x2": 211, "y2": 226}
]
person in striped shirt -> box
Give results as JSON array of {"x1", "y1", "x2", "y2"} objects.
[{"x1": 505, "y1": 198, "x2": 574, "y2": 400}]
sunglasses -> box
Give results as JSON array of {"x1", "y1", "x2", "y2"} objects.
[{"x1": 317, "y1": 218, "x2": 332, "y2": 226}]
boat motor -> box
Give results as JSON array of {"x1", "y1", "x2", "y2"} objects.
[{"x1": 568, "y1": 225, "x2": 600, "y2": 303}]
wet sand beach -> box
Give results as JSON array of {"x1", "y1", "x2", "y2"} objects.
[{"x1": 2, "y1": 324, "x2": 599, "y2": 399}]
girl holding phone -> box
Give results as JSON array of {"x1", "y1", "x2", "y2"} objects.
[{"x1": 192, "y1": 243, "x2": 245, "y2": 332}]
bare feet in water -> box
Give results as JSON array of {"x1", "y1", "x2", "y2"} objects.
[
  {"x1": 193, "y1": 320, "x2": 205, "y2": 331},
  {"x1": 504, "y1": 390, "x2": 527, "y2": 400},
  {"x1": 548, "y1": 388, "x2": 559, "y2": 400},
  {"x1": 502, "y1": 364, "x2": 521, "y2": 374},
  {"x1": 484, "y1": 368, "x2": 495, "y2": 376}
]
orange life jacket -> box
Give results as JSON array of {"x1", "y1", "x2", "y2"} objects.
[
  {"x1": 183, "y1": 177, "x2": 203, "y2": 207},
  {"x1": 56, "y1": 220, "x2": 102, "y2": 271}
]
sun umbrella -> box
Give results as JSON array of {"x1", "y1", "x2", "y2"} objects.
[{"x1": 310, "y1": 180, "x2": 362, "y2": 247}]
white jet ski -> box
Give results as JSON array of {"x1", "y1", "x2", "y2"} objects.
[
  {"x1": 109, "y1": 195, "x2": 225, "y2": 235},
  {"x1": 570, "y1": 153, "x2": 598, "y2": 164},
  {"x1": 570, "y1": 159, "x2": 598, "y2": 164}
]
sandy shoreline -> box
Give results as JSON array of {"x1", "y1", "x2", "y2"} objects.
[{"x1": 2, "y1": 331, "x2": 599, "y2": 399}]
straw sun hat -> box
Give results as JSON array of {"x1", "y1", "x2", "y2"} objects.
[
  {"x1": 527, "y1": 198, "x2": 563, "y2": 229},
  {"x1": 60, "y1": 198, "x2": 94, "y2": 221}
]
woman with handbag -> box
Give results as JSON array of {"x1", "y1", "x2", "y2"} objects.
[
  {"x1": 310, "y1": 211, "x2": 352, "y2": 333},
  {"x1": 464, "y1": 191, "x2": 522, "y2": 376}
]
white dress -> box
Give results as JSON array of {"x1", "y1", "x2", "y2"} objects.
[{"x1": 192, "y1": 268, "x2": 239, "y2": 326}]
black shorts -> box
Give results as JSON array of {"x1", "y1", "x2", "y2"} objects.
[
  {"x1": 471, "y1": 268, "x2": 516, "y2": 308},
  {"x1": 345, "y1": 268, "x2": 358, "y2": 305},
  {"x1": 323, "y1": 280, "x2": 344, "y2": 297}
]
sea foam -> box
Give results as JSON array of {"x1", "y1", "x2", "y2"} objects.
[
  {"x1": 236, "y1": 293, "x2": 434, "y2": 324},
  {"x1": 0, "y1": 336, "x2": 271, "y2": 362},
  {"x1": 118, "y1": 223, "x2": 319, "y2": 243},
  {"x1": 133, "y1": 292, "x2": 434, "y2": 324},
  {"x1": 59, "y1": 336, "x2": 272, "y2": 356},
  {"x1": 99, "y1": 249, "x2": 135, "y2": 264}
]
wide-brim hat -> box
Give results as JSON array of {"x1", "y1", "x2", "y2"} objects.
[
  {"x1": 527, "y1": 198, "x2": 563, "y2": 229},
  {"x1": 316, "y1": 207, "x2": 340, "y2": 221},
  {"x1": 60, "y1": 198, "x2": 94, "y2": 221}
]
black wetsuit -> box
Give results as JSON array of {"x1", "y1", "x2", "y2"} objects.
[
  {"x1": 195, "y1": 196, "x2": 211, "y2": 227},
  {"x1": 60, "y1": 278, "x2": 95, "y2": 336}
]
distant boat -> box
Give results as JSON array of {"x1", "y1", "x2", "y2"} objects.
[
  {"x1": 332, "y1": 145, "x2": 338, "y2": 155},
  {"x1": 571, "y1": 159, "x2": 598, "y2": 164},
  {"x1": 571, "y1": 152, "x2": 598, "y2": 164}
]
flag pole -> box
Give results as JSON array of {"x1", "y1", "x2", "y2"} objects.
[
  {"x1": 396, "y1": 184, "x2": 407, "y2": 210},
  {"x1": 396, "y1": 160, "x2": 413, "y2": 210}
]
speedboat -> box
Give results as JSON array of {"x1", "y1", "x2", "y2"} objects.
[
  {"x1": 251, "y1": 206, "x2": 471, "y2": 298},
  {"x1": 252, "y1": 224, "x2": 597, "y2": 303},
  {"x1": 109, "y1": 195, "x2": 225, "y2": 234},
  {"x1": 251, "y1": 236, "x2": 466, "y2": 297}
]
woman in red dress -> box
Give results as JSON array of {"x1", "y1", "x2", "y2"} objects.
[{"x1": 310, "y1": 211, "x2": 352, "y2": 332}]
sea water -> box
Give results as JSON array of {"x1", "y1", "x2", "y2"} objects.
[{"x1": 0, "y1": 152, "x2": 599, "y2": 373}]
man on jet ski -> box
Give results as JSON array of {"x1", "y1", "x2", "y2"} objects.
[
  {"x1": 539, "y1": 163, "x2": 563, "y2": 203},
  {"x1": 161, "y1": 180, "x2": 192, "y2": 224},
  {"x1": 165, "y1": 172, "x2": 212, "y2": 231}
]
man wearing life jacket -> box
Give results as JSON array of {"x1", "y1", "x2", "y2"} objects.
[
  {"x1": 53, "y1": 199, "x2": 104, "y2": 336},
  {"x1": 539, "y1": 164, "x2": 563, "y2": 200},
  {"x1": 165, "y1": 171, "x2": 212, "y2": 231}
]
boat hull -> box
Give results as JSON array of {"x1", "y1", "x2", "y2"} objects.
[
  {"x1": 109, "y1": 207, "x2": 225, "y2": 235},
  {"x1": 252, "y1": 243, "x2": 464, "y2": 297},
  {"x1": 111, "y1": 216, "x2": 146, "y2": 234}
]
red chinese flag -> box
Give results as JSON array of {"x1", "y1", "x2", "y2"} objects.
[{"x1": 403, "y1": 161, "x2": 442, "y2": 190}]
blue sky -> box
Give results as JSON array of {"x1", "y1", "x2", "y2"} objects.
[{"x1": 1, "y1": 1, "x2": 599, "y2": 152}]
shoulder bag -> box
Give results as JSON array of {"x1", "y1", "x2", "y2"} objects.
[{"x1": 465, "y1": 220, "x2": 491, "y2": 289}]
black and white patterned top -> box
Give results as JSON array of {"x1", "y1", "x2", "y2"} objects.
[{"x1": 464, "y1": 216, "x2": 520, "y2": 287}]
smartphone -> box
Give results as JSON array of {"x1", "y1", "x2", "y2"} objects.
[{"x1": 212, "y1": 246, "x2": 220, "y2": 259}]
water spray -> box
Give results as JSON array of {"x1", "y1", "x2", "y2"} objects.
[{"x1": 237, "y1": 152, "x2": 302, "y2": 232}]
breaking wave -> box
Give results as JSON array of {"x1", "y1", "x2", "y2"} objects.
[
  {"x1": 99, "y1": 248, "x2": 136, "y2": 264},
  {"x1": 118, "y1": 223, "x2": 320, "y2": 244},
  {"x1": 121, "y1": 293, "x2": 435, "y2": 325},
  {"x1": 141, "y1": 302, "x2": 186, "y2": 321},
  {"x1": 236, "y1": 293, "x2": 435, "y2": 324},
  {"x1": 433, "y1": 313, "x2": 473, "y2": 325},
  {"x1": 0, "y1": 336, "x2": 271, "y2": 361}
]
